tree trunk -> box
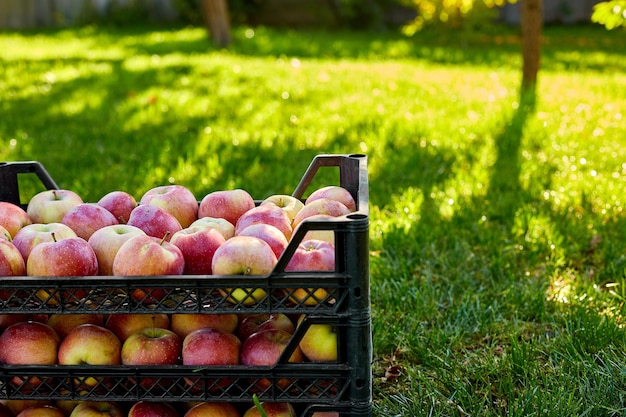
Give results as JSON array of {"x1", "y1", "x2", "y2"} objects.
[
  {"x1": 200, "y1": 0, "x2": 231, "y2": 48},
  {"x1": 520, "y1": 0, "x2": 543, "y2": 92}
]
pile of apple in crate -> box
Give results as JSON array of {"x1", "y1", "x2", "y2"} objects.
[{"x1": 0, "y1": 178, "x2": 356, "y2": 417}]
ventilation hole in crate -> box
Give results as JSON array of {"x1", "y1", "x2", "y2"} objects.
[
  {"x1": 354, "y1": 378, "x2": 365, "y2": 389},
  {"x1": 346, "y1": 213, "x2": 367, "y2": 220},
  {"x1": 348, "y1": 154, "x2": 366, "y2": 159},
  {"x1": 353, "y1": 287, "x2": 361, "y2": 298}
]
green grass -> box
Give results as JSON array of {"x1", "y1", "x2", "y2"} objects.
[{"x1": 2, "y1": 23, "x2": 626, "y2": 416}]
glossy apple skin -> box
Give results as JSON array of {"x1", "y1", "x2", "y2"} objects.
[
  {"x1": 190, "y1": 217, "x2": 235, "y2": 240},
  {"x1": 128, "y1": 401, "x2": 180, "y2": 417},
  {"x1": 198, "y1": 189, "x2": 255, "y2": 227},
  {"x1": 127, "y1": 205, "x2": 182, "y2": 241},
  {"x1": 0, "y1": 239, "x2": 25, "y2": 276},
  {"x1": 237, "y1": 313, "x2": 295, "y2": 341},
  {"x1": 47, "y1": 313, "x2": 105, "y2": 339},
  {"x1": 292, "y1": 198, "x2": 350, "y2": 230},
  {"x1": 0, "y1": 225, "x2": 11, "y2": 242},
  {"x1": 69, "y1": 401, "x2": 124, "y2": 417},
  {"x1": 184, "y1": 402, "x2": 240, "y2": 417},
  {"x1": 26, "y1": 236, "x2": 98, "y2": 277},
  {"x1": 0, "y1": 201, "x2": 32, "y2": 238},
  {"x1": 27, "y1": 189, "x2": 83, "y2": 225},
  {"x1": 260, "y1": 194, "x2": 304, "y2": 225},
  {"x1": 1, "y1": 400, "x2": 53, "y2": 417},
  {"x1": 305, "y1": 185, "x2": 356, "y2": 212},
  {"x1": 297, "y1": 316, "x2": 338, "y2": 363},
  {"x1": 121, "y1": 327, "x2": 181, "y2": 366},
  {"x1": 297, "y1": 214, "x2": 335, "y2": 245},
  {"x1": 0, "y1": 314, "x2": 34, "y2": 330},
  {"x1": 242, "y1": 402, "x2": 296, "y2": 417},
  {"x1": 170, "y1": 226, "x2": 226, "y2": 275},
  {"x1": 58, "y1": 324, "x2": 121, "y2": 366},
  {"x1": 97, "y1": 190, "x2": 137, "y2": 224},
  {"x1": 112, "y1": 234, "x2": 185, "y2": 276},
  {"x1": 87, "y1": 224, "x2": 146, "y2": 276},
  {"x1": 61, "y1": 203, "x2": 119, "y2": 240},
  {"x1": 212, "y1": 236, "x2": 277, "y2": 306},
  {"x1": 16, "y1": 404, "x2": 65, "y2": 417},
  {"x1": 0, "y1": 321, "x2": 60, "y2": 365},
  {"x1": 236, "y1": 224, "x2": 288, "y2": 261},
  {"x1": 285, "y1": 239, "x2": 335, "y2": 306},
  {"x1": 140, "y1": 184, "x2": 198, "y2": 229},
  {"x1": 105, "y1": 314, "x2": 170, "y2": 342},
  {"x1": 235, "y1": 204, "x2": 293, "y2": 241},
  {"x1": 171, "y1": 313, "x2": 238, "y2": 338},
  {"x1": 13, "y1": 222, "x2": 77, "y2": 263}
]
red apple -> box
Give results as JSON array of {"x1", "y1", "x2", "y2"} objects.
[
  {"x1": 235, "y1": 204, "x2": 292, "y2": 241},
  {"x1": 121, "y1": 327, "x2": 181, "y2": 365},
  {"x1": 170, "y1": 226, "x2": 226, "y2": 275},
  {"x1": 0, "y1": 314, "x2": 33, "y2": 330},
  {"x1": 236, "y1": 224, "x2": 288, "y2": 260},
  {"x1": 237, "y1": 314, "x2": 295, "y2": 341},
  {"x1": 306, "y1": 185, "x2": 356, "y2": 212},
  {"x1": 58, "y1": 324, "x2": 121, "y2": 388},
  {"x1": 112, "y1": 234, "x2": 184, "y2": 276},
  {"x1": 0, "y1": 201, "x2": 32, "y2": 238},
  {"x1": 292, "y1": 198, "x2": 350, "y2": 230},
  {"x1": 285, "y1": 239, "x2": 335, "y2": 306},
  {"x1": 190, "y1": 217, "x2": 235, "y2": 240},
  {"x1": 260, "y1": 194, "x2": 305, "y2": 225},
  {"x1": 87, "y1": 224, "x2": 146, "y2": 276},
  {"x1": 1, "y1": 401, "x2": 53, "y2": 417},
  {"x1": 127, "y1": 204, "x2": 182, "y2": 241},
  {"x1": 105, "y1": 313, "x2": 170, "y2": 342},
  {"x1": 69, "y1": 401, "x2": 124, "y2": 417},
  {"x1": 0, "y1": 239, "x2": 25, "y2": 276},
  {"x1": 129, "y1": 401, "x2": 180, "y2": 417},
  {"x1": 61, "y1": 203, "x2": 119, "y2": 240},
  {"x1": 171, "y1": 313, "x2": 238, "y2": 338},
  {"x1": 0, "y1": 403, "x2": 12, "y2": 417},
  {"x1": 26, "y1": 189, "x2": 83, "y2": 224},
  {"x1": 240, "y1": 329, "x2": 303, "y2": 389},
  {"x1": 182, "y1": 328, "x2": 241, "y2": 391},
  {"x1": 184, "y1": 402, "x2": 240, "y2": 417},
  {"x1": 297, "y1": 214, "x2": 335, "y2": 245},
  {"x1": 0, "y1": 225, "x2": 12, "y2": 242},
  {"x1": 212, "y1": 236, "x2": 277, "y2": 306},
  {"x1": 297, "y1": 316, "x2": 338, "y2": 362},
  {"x1": 140, "y1": 184, "x2": 198, "y2": 228},
  {"x1": 198, "y1": 189, "x2": 255, "y2": 227},
  {"x1": 97, "y1": 190, "x2": 137, "y2": 224},
  {"x1": 16, "y1": 405, "x2": 65, "y2": 417},
  {"x1": 242, "y1": 402, "x2": 296, "y2": 417},
  {"x1": 47, "y1": 313, "x2": 105, "y2": 338},
  {"x1": 13, "y1": 222, "x2": 77, "y2": 263}
]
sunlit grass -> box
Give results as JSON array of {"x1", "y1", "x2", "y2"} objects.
[{"x1": 1, "y1": 23, "x2": 626, "y2": 416}]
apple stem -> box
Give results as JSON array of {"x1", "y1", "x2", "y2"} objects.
[
  {"x1": 51, "y1": 232, "x2": 57, "y2": 242},
  {"x1": 52, "y1": 190, "x2": 59, "y2": 200},
  {"x1": 151, "y1": 315, "x2": 156, "y2": 337},
  {"x1": 160, "y1": 232, "x2": 171, "y2": 246}
]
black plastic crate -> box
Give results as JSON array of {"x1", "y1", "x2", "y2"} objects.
[{"x1": 0, "y1": 154, "x2": 371, "y2": 417}]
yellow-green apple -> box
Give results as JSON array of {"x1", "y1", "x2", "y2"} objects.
[
  {"x1": 0, "y1": 239, "x2": 25, "y2": 276},
  {"x1": 0, "y1": 201, "x2": 32, "y2": 238},
  {"x1": 297, "y1": 214, "x2": 335, "y2": 245},
  {"x1": 237, "y1": 313, "x2": 295, "y2": 341},
  {"x1": 235, "y1": 205, "x2": 292, "y2": 241},
  {"x1": 105, "y1": 313, "x2": 170, "y2": 342},
  {"x1": 182, "y1": 328, "x2": 241, "y2": 391},
  {"x1": 242, "y1": 402, "x2": 296, "y2": 417},
  {"x1": 292, "y1": 199, "x2": 350, "y2": 230},
  {"x1": 97, "y1": 190, "x2": 137, "y2": 224},
  {"x1": 16, "y1": 404, "x2": 65, "y2": 417},
  {"x1": 240, "y1": 329, "x2": 303, "y2": 390},
  {"x1": 112, "y1": 234, "x2": 184, "y2": 303},
  {"x1": 306, "y1": 185, "x2": 356, "y2": 212},
  {"x1": 237, "y1": 224, "x2": 288, "y2": 260},
  {"x1": 47, "y1": 313, "x2": 105, "y2": 339},
  {"x1": 198, "y1": 189, "x2": 255, "y2": 227},
  {"x1": 13, "y1": 222, "x2": 77, "y2": 263},
  {"x1": 69, "y1": 401, "x2": 124, "y2": 417},
  {"x1": 0, "y1": 321, "x2": 60, "y2": 387},
  {"x1": 284, "y1": 239, "x2": 335, "y2": 306},
  {"x1": 1, "y1": 401, "x2": 53, "y2": 417},
  {"x1": 57, "y1": 324, "x2": 121, "y2": 387},
  {"x1": 260, "y1": 194, "x2": 304, "y2": 225},
  {"x1": 297, "y1": 316, "x2": 338, "y2": 362},
  {"x1": 27, "y1": 189, "x2": 83, "y2": 224},
  {"x1": 87, "y1": 224, "x2": 146, "y2": 276},
  {"x1": 121, "y1": 327, "x2": 181, "y2": 366},
  {"x1": 184, "y1": 402, "x2": 240, "y2": 417},
  {"x1": 0, "y1": 225, "x2": 12, "y2": 241},
  {"x1": 171, "y1": 313, "x2": 238, "y2": 338},
  {"x1": 129, "y1": 401, "x2": 180, "y2": 417},
  {"x1": 190, "y1": 217, "x2": 235, "y2": 240},
  {"x1": 170, "y1": 226, "x2": 226, "y2": 275},
  {"x1": 140, "y1": 184, "x2": 198, "y2": 228},
  {"x1": 61, "y1": 203, "x2": 119, "y2": 240},
  {"x1": 127, "y1": 205, "x2": 182, "y2": 241},
  {"x1": 212, "y1": 236, "x2": 277, "y2": 306},
  {"x1": 26, "y1": 235, "x2": 98, "y2": 305}
]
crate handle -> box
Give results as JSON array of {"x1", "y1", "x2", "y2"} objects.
[{"x1": 0, "y1": 161, "x2": 59, "y2": 208}]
